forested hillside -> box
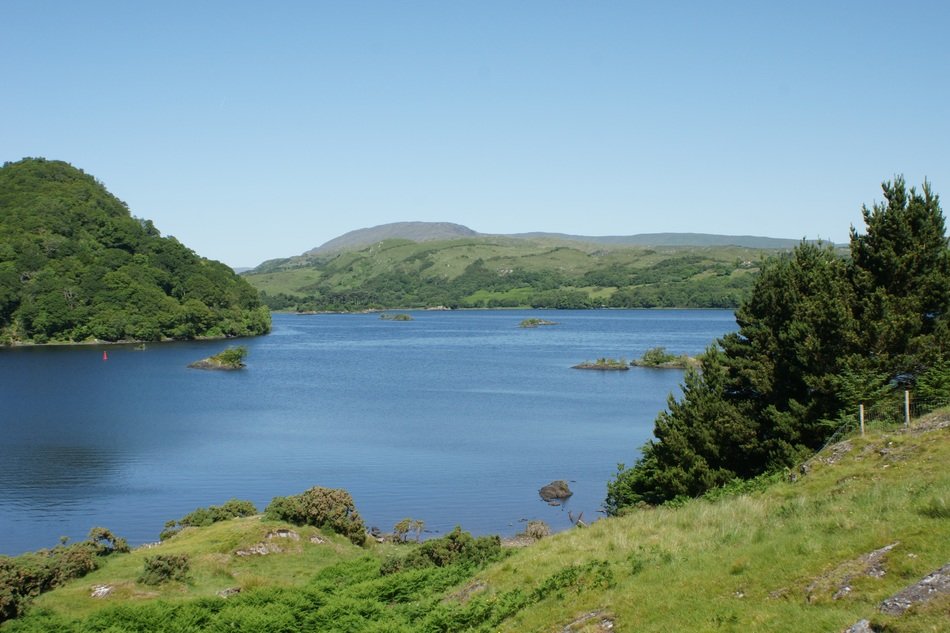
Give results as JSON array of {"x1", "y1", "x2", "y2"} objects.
[
  {"x1": 247, "y1": 238, "x2": 771, "y2": 311},
  {"x1": 608, "y1": 177, "x2": 950, "y2": 511},
  {"x1": 0, "y1": 158, "x2": 270, "y2": 344}
]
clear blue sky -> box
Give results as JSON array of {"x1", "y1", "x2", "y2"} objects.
[{"x1": 3, "y1": 1, "x2": 948, "y2": 267}]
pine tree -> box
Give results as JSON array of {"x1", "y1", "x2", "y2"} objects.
[
  {"x1": 608, "y1": 177, "x2": 950, "y2": 510},
  {"x1": 850, "y1": 177, "x2": 950, "y2": 376}
]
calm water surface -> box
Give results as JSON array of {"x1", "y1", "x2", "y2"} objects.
[{"x1": 0, "y1": 310, "x2": 735, "y2": 555}]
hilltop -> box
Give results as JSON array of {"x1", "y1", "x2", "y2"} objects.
[
  {"x1": 297, "y1": 221, "x2": 810, "y2": 258},
  {"x1": 305, "y1": 221, "x2": 479, "y2": 255},
  {"x1": 0, "y1": 158, "x2": 270, "y2": 343},
  {"x1": 3, "y1": 415, "x2": 947, "y2": 632}
]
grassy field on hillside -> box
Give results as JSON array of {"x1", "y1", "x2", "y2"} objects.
[
  {"x1": 245, "y1": 238, "x2": 771, "y2": 311},
  {"x1": 3, "y1": 413, "x2": 947, "y2": 632}
]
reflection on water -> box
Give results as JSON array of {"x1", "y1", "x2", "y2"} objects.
[
  {"x1": 0, "y1": 310, "x2": 736, "y2": 555},
  {"x1": 0, "y1": 445, "x2": 122, "y2": 503}
]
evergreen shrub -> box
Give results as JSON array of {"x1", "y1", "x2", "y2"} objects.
[
  {"x1": 265, "y1": 487, "x2": 367, "y2": 546},
  {"x1": 138, "y1": 554, "x2": 190, "y2": 585}
]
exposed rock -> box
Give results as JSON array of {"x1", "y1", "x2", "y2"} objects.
[
  {"x1": 879, "y1": 562, "x2": 950, "y2": 615},
  {"x1": 235, "y1": 542, "x2": 282, "y2": 556},
  {"x1": 309, "y1": 535, "x2": 327, "y2": 544},
  {"x1": 824, "y1": 440, "x2": 854, "y2": 466},
  {"x1": 217, "y1": 587, "x2": 242, "y2": 598},
  {"x1": 560, "y1": 610, "x2": 615, "y2": 632},
  {"x1": 842, "y1": 620, "x2": 874, "y2": 633},
  {"x1": 136, "y1": 541, "x2": 162, "y2": 550},
  {"x1": 805, "y1": 542, "x2": 899, "y2": 603},
  {"x1": 539, "y1": 480, "x2": 573, "y2": 501},
  {"x1": 266, "y1": 529, "x2": 299, "y2": 540},
  {"x1": 501, "y1": 534, "x2": 536, "y2": 548},
  {"x1": 767, "y1": 587, "x2": 789, "y2": 600},
  {"x1": 572, "y1": 359, "x2": 629, "y2": 371},
  {"x1": 630, "y1": 356, "x2": 699, "y2": 369},
  {"x1": 90, "y1": 585, "x2": 113, "y2": 599},
  {"x1": 909, "y1": 411, "x2": 950, "y2": 432}
]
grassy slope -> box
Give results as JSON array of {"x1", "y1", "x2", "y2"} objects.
[
  {"x1": 6, "y1": 417, "x2": 948, "y2": 632},
  {"x1": 483, "y1": 419, "x2": 949, "y2": 632},
  {"x1": 244, "y1": 237, "x2": 767, "y2": 301}
]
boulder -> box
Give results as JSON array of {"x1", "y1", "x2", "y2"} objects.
[{"x1": 539, "y1": 480, "x2": 573, "y2": 501}]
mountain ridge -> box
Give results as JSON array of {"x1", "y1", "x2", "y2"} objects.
[{"x1": 299, "y1": 221, "x2": 815, "y2": 260}]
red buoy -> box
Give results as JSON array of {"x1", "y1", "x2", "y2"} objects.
[{"x1": 103, "y1": 351, "x2": 108, "y2": 361}]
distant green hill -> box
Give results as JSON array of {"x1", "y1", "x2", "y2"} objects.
[
  {"x1": 246, "y1": 233, "x2": 779, "y2": 311},
  {"x1": 0, "y1": 158, "x2": 270, "y2": 344}
]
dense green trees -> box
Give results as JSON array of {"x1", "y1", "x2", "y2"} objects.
[
  {"x1": 0, "y1": 158, "x2": 270, "y2": 343},
  {"x1": 608, "y1": 178, "x2": 950, "y2": 511}
]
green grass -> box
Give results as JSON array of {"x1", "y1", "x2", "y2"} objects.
[
  {"x1": 477, "y1": 417, "x2": 950, "y2": 633},
  {"x1": 20, "y1": 516, "x2": 367, "y2": 619},
  {"x1": 464, "y1": 287, "x2": 535, "y2": 306},
  {"x1": 5, "y1": 415, "x2": 948, "y2": 632}
]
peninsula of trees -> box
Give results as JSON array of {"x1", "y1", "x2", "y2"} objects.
[{"x1": 0, "y1": 159, "x2": 271, "y2": 344}]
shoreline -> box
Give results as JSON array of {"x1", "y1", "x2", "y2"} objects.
[
  {"x1": 287, "y1": 306, "x2": 736, "y2": 315},
  {"x1": 0, "y1": 333, "x2": 265, "y2": 350}
]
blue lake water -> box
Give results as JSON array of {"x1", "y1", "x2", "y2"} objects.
[{"x1": 0, "y1": 309, "x2": 736, "y2": 555}]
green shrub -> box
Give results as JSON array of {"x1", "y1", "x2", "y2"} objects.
[
  {"x1": 524, "y1": 520, "x2": 550, "y2": 540},
  {"x1": 160, "y1": 498, "x2": 257, "y2": 540},
  {"x1": 393, "y1": 518, "x2": 425, "y2": 543},
  {"x1": 640, "y1": 346, "x2": 678, "y2": 366},
  {"x1": 138, "y1": 554, "x2": 190, "y2": 585},
  {"x1": 701, "y1": 471, "x2": 784, "y2": 503},
  {"x1": 265, "y1": 486, "x2": 367, "y2": 546},
  {"x1": 380, "y1": 526, "x2": 504, "y2": 575},
  {"x1": 213, "y1": 346, "x2": 247, "y2": 368},
  {"x1": 0, "y1": 528, "x2": 128, "y2": 623}
]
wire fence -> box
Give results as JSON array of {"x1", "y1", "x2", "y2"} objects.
[
  {"x1": 861, "y1": 393, "x2": 950, "y2": 430},
  {"x1": 804, "y1": 393, "x2": 950, "y2": 470}
]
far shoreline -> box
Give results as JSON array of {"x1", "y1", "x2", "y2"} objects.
[
  {"x1": 0, "y1": 333, "x2": 265, "y2": 350},
  {"x1": 287, "y1": 306, "x2": 737, "y2": 315}
]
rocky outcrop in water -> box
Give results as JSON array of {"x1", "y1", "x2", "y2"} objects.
[{"x1": 539, "y1": 480, "x2": 573, "y2": 502}]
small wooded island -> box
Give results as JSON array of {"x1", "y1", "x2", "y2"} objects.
[
  {"x1": 519, "y1": 318, "x2": 558, "y2": 328},
  {"x1": 630, "y1": 346, "x2": 700, "y2": 369},
  {"x1": 572, "y1": 357, "x2": 629, "y2": 371},
  {"x1": 379, "y1": 313, "x2": 413, "y2": 321},
  {"x1": 188, "y1": 346, "x2": 248, "y2": 371}
]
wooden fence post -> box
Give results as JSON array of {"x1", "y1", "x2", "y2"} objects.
[
  {"x1": 904, "y1": 390, "x2": 911, "y2": 427},
  {"x1": 859, "y1": 403, "x2": 865, "y2": 436}
]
